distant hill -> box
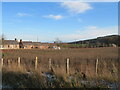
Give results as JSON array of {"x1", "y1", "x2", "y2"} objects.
[{"x1": 68, "y1": 35, "x2": 120, "y2": 47}]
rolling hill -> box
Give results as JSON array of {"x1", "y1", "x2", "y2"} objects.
[{"x1": 68, "y1": 35, "x2": 120, "y2": 47}]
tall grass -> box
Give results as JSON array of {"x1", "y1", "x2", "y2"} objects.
[{"x1": 2, "y1": 47, "x2": 120, "y2": 88}]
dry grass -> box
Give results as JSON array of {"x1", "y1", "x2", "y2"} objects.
[
  {"x1": 1, "y1": 47, "x2": 120, "y2": 88},
  {"x1": 2, "y1": 47, "x2": 118, "y2": 59}
]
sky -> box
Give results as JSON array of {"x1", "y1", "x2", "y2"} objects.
[{"x1": 2, "y1": 2, "x2": 118, "y2": 42}]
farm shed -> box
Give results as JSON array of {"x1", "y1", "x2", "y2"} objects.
[
  {"x1": 22, "y1": 41, "x2": 49, "y2": 49},
  {"x1": 32, "y1": 42, "x2": 49, "y2": 49},
  {"x1": 22, "y1": 41, "x2": 33, "y2": 49}
]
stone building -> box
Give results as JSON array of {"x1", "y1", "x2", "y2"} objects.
[
  {"x1": 0, "y1": 39, "x2": 58, "y2": 49},
  {"x1": 1, "y1": 39, "x2": 19, "y2": 49}
]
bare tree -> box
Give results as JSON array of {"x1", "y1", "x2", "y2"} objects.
[
  {"x1": 0, "y1": 34, "x2": 6, "y2": 40},
  {"x1": 54, "y1": 38, "x2": 62, "y2": 43}
]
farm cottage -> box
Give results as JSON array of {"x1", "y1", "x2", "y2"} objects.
[
  {"x1": 0, "y1": 38, "x2": 58, "y2": 49},
  {"x1": 1, "y1": 39, "x2": 19, "y2": 49}
]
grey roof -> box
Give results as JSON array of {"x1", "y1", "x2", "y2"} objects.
[
  {"x1": 22, "y1": 41, "x2": 41, "y2": 46},
  {"x1": 22, "y1": 41, "x2": 33, "y2": 45},
  {"x1": 32, "y1": 42, "x2": 42, "y2": 46},
  {"x1": 32, "y1": 42, "x2": 49, "y2": 46},
  {"x1": 2, "y1": 40, "x2": 49, "y2": 46},
  {"x1": 2, "y1": 40, "x2": 19, "y2": 45}
]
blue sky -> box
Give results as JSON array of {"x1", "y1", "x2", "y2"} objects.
[{"x1": 2, "y1": 2, "x2": 118, "y2": 42}]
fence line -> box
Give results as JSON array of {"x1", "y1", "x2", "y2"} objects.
[
  {"x1": 1, "y1": 57, "x2": 71, "y2": 74},
  {"x1": 1, "y1": 57, "x2": 116, "y2": 76}
]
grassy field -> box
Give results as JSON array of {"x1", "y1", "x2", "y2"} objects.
[{"x1": 1, "y1": 47, "x2": 120, "y2": 88}]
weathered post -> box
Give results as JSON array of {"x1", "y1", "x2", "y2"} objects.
[
  {"x1": 1, "y1": 58, "x2": 3, "y2": 67},
  {"x1": 8, "y1": 59, "x2": 11, "y2": 68},
  {"x1": 18, "y1": 57, "x2": 21, "y2": 68},
  {"x1": 48, "y1": 58, "x2": 52, "y2": 71},
  {"x1": 35, "y1": 57, "x2": 38, "y2": 70},
  {"x1": 66, "y1": 58, "x2": 70, "y2": 75},
  {"x1": 95, "y1": 58, "x2": 99, "y2": 75}
]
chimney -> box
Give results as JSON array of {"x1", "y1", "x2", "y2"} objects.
[
  {"x1": 15, "y1": 38, "x2": 17, "y2": 41},
  {"x1": 20, "y1": 39, "x2": 22, "y2": 42}
]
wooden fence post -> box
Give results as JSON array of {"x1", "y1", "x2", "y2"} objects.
[
  {"x1": 35, "y1": 57, "x2": 38, "y2": 70},
  {"x1": 96, "y1": 58, "x2": 99, "y2": 75},
  {"x1": 48, "y1": 58, "x2": 52, "y2": 71},
  {"x1": 66, "y1": 58, "x2": 70, "y2": 75},
  {"x1": 8, "y1": 59, "x2": 10, "y2": 68},
  {"x1": 1, "y1": 58, "x2": 3, "y2": 67},
  {"x1": 18, "y1": 57, "x2": 21, "y2": 68}
]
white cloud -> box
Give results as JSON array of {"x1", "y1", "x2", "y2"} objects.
[
  {"x1": 17, "y1": 13, "x2": 31, "y2": 17},
  {"x1": 61, "y1": 2, "x2": 93, "y2": 14},
  {"x1": 59, "y1": 26, "x2": 118, "y2": 41},
  {"x1": 86, "y1": 26, "x2": 98, "y2": 30},
  {"x1": 43, "y1": 14, "x2": 63, "y2": 20}
]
